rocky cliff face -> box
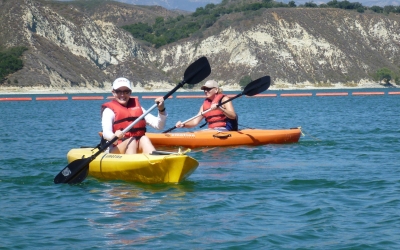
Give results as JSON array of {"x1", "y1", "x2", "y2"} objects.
[
  {"x1": 0, "y1": 0, "x2": 175, "y2": 92},
  {"x1": 1, "y1": 0, "x2": 399, "y2": 92},
  {"x1": 155, "y1": 8, "x2": 400, "y2": 87}
]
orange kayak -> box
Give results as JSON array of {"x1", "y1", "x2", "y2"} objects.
[{"x1": 147, "y1": 127, "x2": 302, "y2": 148}]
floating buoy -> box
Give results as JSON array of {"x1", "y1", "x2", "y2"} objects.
[
  {"x1": 175, "y1": 95, "x2": 204, "y2": 98},
  {"x1": 316, "y1": 92, "x2": 349, "y2": 96},
  {"x1": 106, "y1": 95, "x2": 138, "y2": 99},
  {"x1": 36, "y1": 96, "x2": 68, "y2": 101},
  {"x1": 247, "y1": 94, "x2": 277, "y2": 97},
  {"x1": 280, "y1": 93, "x2": 312, "y2": 97},
  {"x1": 0, "y1": 97, "x2": 32, "y2": 101},
  {"x1": 352, "y1": 92, "x2": 384, "y2": 96},
  {"x1": 71, "y1": 96, "x2": 104, "y2": 100},
  {"x1": 141, "y1": 96, "x2": 171, "y2": 99}
]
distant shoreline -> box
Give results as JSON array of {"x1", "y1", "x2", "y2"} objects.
[{"x1": 0, "y1": 82, "x2": 398, "y2": 95}]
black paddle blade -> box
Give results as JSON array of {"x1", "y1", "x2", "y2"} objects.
[
  {"x1": 243, "y1": 75, "x2": 271, "y2": 96},
  {"x1": 162, "y1": 56, "x2": 211, "y2": 101},
  {"x1": 67, "y1": 165, "x2": 89, "y2": 184},
  {"x1": 53, "y1": 157, "x2": 91, "y2": 184},
  {"x1": 183, "y1": 56, "x2": 211, "y2": 85}
]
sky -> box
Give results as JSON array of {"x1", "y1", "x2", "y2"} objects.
[
  {"x1": 118, "y1": 0, "x2": 400, "y2": 10},
  {"x1": 58, "y1": 0, "x2": 400, "y2": 12}
]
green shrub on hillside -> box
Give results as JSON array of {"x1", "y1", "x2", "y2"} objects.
[
  {"x1": 0, "y1": 46, "x2": 28, "y2": 82},
  {"x1": 239, "y1": 75, "x2": 252, "y2": 89},
  {"x1": 120, "y1": 0, "x2": 400, "y2": 48},
  {"x1": 374, "y1": 67, "x2": 398, "y2": 84},
  {"x1": 121, "y1": 0, "x2": 294, "y2": 48}
]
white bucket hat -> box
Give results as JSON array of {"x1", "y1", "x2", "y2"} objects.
[{"x1": 112, "y1": 77, "x2": 132, "y2": 90}]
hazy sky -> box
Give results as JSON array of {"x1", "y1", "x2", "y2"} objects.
[
  {"x1": 119, "y1": 0, "x2": 400, "y2": 10},
  {"x1": 57, "y1": 0, "x2": 400, "y2": 12}
]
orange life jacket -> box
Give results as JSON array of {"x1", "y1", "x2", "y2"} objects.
[
  {"x1": 101, "y1": 97, "x2": 146, "y2": 138},
  {"x1": 202, "y1": 94, "x2": 227, "y2": 128}
]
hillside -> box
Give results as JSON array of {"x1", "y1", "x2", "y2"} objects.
[
  {"x1": 0, "y1": 0, "x2": 180, "y2": 92},
  {"x1": 0, "y1": 0, "x2": 399, "y2": 93},
  {"x1": 45, "y1": 0, "x2": 182, "y2": 26}
]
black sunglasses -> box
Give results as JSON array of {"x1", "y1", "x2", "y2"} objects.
[
  {"x1": 113, "y1": 89, "x2": 131, "y2": 95},
  {"x1": 203, "y1": 87, "x2": 214, "y2": 92}
]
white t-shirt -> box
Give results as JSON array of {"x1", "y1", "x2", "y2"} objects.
[{"x1": 102, "y1": 107, "x2": 167, "y2": 141}]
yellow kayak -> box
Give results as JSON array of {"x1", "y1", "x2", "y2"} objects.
[{"x1": 66, "y1": 148, "x2": 199, "y2": 184}]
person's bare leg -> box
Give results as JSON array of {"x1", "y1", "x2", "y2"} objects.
[
  {"x1": 125, "y1": 138, "x2": 139, "y2": 154},
  {"x1": 139, "y1": 136, "x2": 156, "y2": 154}
]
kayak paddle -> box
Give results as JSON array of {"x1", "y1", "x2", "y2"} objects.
[
  {"x1": 162, "y1": 75, "x2": 271, "y2": 133},
  {"x1": 54, "y1": 56, "x2": 211, "y2": 184}
]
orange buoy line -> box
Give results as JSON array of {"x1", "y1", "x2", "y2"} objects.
[
  {"x1": 352, "y1": 92, "x2": 385, "y2": 96},
  {"x1": 141, "y1": 96, "x2": 171, "y2": 99},
  {"x1": 280, "y1": 93, "x2": 313, "y2": 97},
  {"x1": 1, "y1": 91, "x2": 394, "y2": 102},
  {"x1": 247, "y1": 93, "x2": 277, "y2": 97},
  {"x1": 106, "y1": 96, "x2": 139, "y2": 99},
  {"x1": 71, "y1": 96, "x2": 104, "y2": 100},
  {"x1": 316, "y1": 92, "x2": 349, "y2": 96},
  {"x1": 0, "y1": 97, "x2": 32, "y2": 101},
  {"x1": 225, "y1": 94, "x2": 237, "y2": 98},
  {"x1": 36, "y1": 96, "x2": 68, "y2": 101},
  {"x1": 175, "y1": 95, "x2": 205, "y2": 98}
]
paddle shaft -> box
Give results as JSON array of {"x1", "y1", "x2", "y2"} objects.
[
  {"x1": 162, "y1": 75, "x2": 271, "y2": 133},
  {"x1": 107, "y1": 103, "x2": 159, "y2": 145},
  {"x1": 53, "y1": 103, "x2": 161, "y2": 184},
  {"x1": 163, "y1": 93, "x2": 243, "y2": 133},
  {"x1": 114, "y1": 81, "x2": 187, "y2": 134},
  {"x1": 54, "y1": 56, "x2": 211, "y2": 184},
  {"x1": 104, "y1": 89, "x2": 177, "y2": 144}
]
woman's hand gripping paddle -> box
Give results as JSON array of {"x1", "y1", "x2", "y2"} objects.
[
  {"x1": 162, "y1": 75, "x2": 271, "y2": 133},
  {"x1": 54, "y1": 56, "x2": 211, "y2": 184}
]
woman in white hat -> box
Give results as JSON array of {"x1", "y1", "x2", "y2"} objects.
[
  {"x1": 101, "y1": 77, "x2": 167, "y2": 154},
  {"x1": 175, "y1": 80, "x2": 238, "y2": 131}
]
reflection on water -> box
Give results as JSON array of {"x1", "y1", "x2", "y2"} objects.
[{"x1": 87, "y1": 182, "x2": 196, "y2": 246}]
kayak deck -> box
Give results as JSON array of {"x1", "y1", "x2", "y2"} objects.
[{"x1": 147, "y1": 127, "x2": 302, "y2": 148}]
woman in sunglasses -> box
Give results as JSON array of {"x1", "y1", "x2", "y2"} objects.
[
  {"x1": 101, "y1": 77, "x2": 167, "y2": 154},
  {"x1": 175, "y1": 80, "x2": 238, "y2": 131}
]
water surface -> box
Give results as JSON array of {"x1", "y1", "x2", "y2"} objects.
[{"x1": 1, "y1": 89, "x2": 399, "y2": 249}]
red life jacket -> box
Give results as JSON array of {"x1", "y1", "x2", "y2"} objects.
[
  {"x1": 202, "y1": 94, "x2": 227, "y2": 128},
  {"x1": 101, "y1": 97, "x2": 146, "y2": 138}
]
